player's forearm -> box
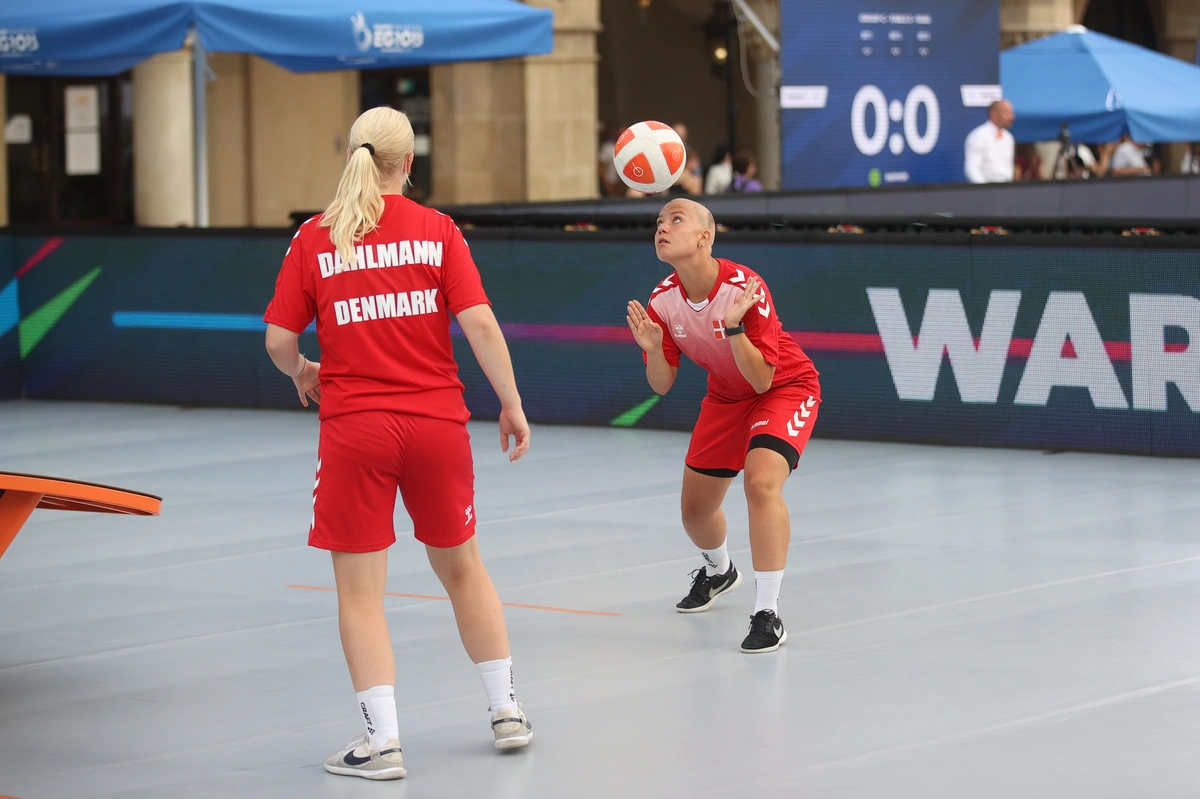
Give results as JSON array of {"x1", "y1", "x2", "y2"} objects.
[
  {"x1": 265, "y1": 324, "x2": 305, "y2": 377},
  {"x1": 729, "y1": 336, "x2": 776, "y2": 393},
  {"x1": 457, "y1": 305, "x2": 523, "y2": 409},
  {"x1": 644, "y1": 347, "x2": 676, "y2": 394}
]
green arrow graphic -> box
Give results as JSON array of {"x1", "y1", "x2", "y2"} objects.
[
  {"x1": 20, "y1": 267, "x2": 102, "y2": 359},
  {"x1": 610, "y1": 395, "x2": 661, "y2": 427}
]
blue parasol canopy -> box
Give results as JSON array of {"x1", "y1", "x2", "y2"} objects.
[{"x1": 1001, "y1": 26, "x2": 1200, "y2": 143}]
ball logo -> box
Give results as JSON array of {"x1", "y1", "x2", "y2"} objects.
[
  {"x1": 851, "y1": 85, "x2": 940, "y2": 157},
  {"x1": 0, "y1": 28, "x2": 39, "y2": 56},
  {"x1": 351, "y1": 11, "x2": 424, "y2": 53}
]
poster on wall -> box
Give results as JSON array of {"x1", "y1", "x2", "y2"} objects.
[
  {"x1": 64, "y1": 85, "x2": 102, "y2": 176},
  {"x1": 779, "y1": 0, "x2": 1000, "y2": 189}
]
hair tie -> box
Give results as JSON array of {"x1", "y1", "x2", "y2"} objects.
[{"x1": 360, "y1": 142, "x2": 375, "y2": 156}]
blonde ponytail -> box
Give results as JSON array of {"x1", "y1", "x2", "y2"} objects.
[{"x1": 320, "y1": 106, "x2": 416, "y2": 270}]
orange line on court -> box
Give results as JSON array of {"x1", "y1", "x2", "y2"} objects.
[{"x1": 287, "y1": 584, "x2": 622, "y2": 617}]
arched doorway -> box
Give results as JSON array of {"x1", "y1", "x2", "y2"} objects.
[{"x1": 1081, "y1": 0, "x2": 1157, "y2": 50}]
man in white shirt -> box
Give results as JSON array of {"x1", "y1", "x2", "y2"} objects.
[
  {"x1": 964, "y1": 100, "x2": 1016, "y2": 183},
  {"x1": 1109, "y1": 134, "x2": 1151, "y2": 177}
]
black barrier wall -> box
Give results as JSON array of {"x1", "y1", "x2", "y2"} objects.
[
  {"x1": 4, "y1": 230, "x2": 1199, "y2": 456},
  {"x1": 0, "y1": 237, "x2": 17, "y2": 400}
]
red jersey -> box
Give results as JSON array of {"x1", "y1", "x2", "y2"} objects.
[
  {"x1": 645, "y1": 258, "x2": 819, "y2": 403},
  {"x1": 264, "y1": 195, "x2": 489, "y2": 422}
]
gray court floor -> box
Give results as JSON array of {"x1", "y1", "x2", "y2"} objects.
[{"x1": 1, "y1": 400, "x2": 1199, "y2": 799}]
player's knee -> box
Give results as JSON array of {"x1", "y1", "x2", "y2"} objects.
[
  {"x1": 743, "y1": 471, "x2": 783, "y2": 505},
  {"x1": 428, "y1": 540, "x2": 484, "y2": 588},
  {"x1": 680, "y1": 498, "x2": 718, "y2": 528}
]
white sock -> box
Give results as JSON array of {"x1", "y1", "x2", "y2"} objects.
[
  {"x1": 700, "y1": 542, "x2": 730, "y2": 576},
  {"x1": 477, "y1": 657, "x2": 517, "y2": 713},
  {"x1": 356, "y1": 685, "x2": 399, "y2": 749},
  {"x1": 753, "y1": 570, "x2": 784, "y2": 614}
]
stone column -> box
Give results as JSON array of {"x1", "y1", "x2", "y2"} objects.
[
  {"x1": 522, "y1": 0, "x2": 600, "y2": 201},
  {"x1": 132, "y1": 49, "x2": 196, "y2": 226},
  {"x1": 430, "y1": 61, "x2": 508, "y2": 205},
  {"x1": 742, "y1": 0, "x2": 781, "y2": 191},
  {"x1": 206, "y1": 53, "x2": 251, "y2": 227},
  {"x1": 245, "y1": 58, "x2": 358, "y2": 226},
  {"x1": 1160, "y1": 0, "x2": 1200, "y2": 173},
  {"x1": 0, "y1": 76, "x2": 7, "y2": 227},
  {"x1": 1161, "y1": 0, "x2": 1200, "y2": 65},
  {"x1": 1000, "y1": 0, "x2": 1074, "y2": 48},
  {"x1": 429, "y1": 0, "x2": 600, "y2": 205}
]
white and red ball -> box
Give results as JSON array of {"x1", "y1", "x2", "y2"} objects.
[{"x1": 613, "y1": 121, "x2": 686, "y2": 194}]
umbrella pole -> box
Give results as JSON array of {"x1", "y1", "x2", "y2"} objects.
[{"x1": 193, "y1": 27, "x2": 210, "y2": 228}]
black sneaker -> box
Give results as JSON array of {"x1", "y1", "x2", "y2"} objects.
[
  {"x1": 740, "y1": 609, "x2": 787, "y2": 653},
  {"x1": 676, "y1": 563, "x2": 741, "y2": 613}
]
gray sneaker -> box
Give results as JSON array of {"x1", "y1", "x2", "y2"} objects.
[
  {"x1": 323, "y1": 733, "x2": 406, "y2": 780},
  {"x1": 491, "y1": 707, "x2": 533, "y2": 750}
]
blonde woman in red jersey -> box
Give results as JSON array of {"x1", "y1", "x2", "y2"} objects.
[
  {"x1": 626, "y1": 198, "x2": 821, "y2": 653},
  {"x1": 264, "y1": 107, "x2": 532, "y2": 780}
]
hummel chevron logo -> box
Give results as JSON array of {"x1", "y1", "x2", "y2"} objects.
[
  {"x1": 756, "y1": 291, "x2": 770, "y2": 318},
  {"x1": 786, "y1": 398, "x2": 816, "y2": 437},
  {"x1": 786, "y1": 411, "x2": 804, "y2": 437},
  {"x1": 729, "y1": 269, "x2": 746, "y2": 284}
]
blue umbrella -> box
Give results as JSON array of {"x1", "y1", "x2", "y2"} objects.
[
  {"x1": 0, "y1": 0, "x2": 551, "y2": 74},
  {"x1": 0, "y1": 0, "x2": 192, "y2": 75},
  {"x1": 1001, "y1": 26, "x2": 1200, "y2": 143},
  {"x1": 194, "y1": 0, "x2": 552, "y2": 72}
]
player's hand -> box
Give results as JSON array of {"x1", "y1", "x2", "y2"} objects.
[
  {"x1": 293, "y1": 359, "x2": 321, "y2": 407},
  {"x1": 626, "y1": 300, "x2": 664, "y2": 352},
  {"x1": 724, "y1": 277, "x2": 762, "y2": 328},
  {"x1": 499, "y1": 406, "x2": 530, "y2": 463}
]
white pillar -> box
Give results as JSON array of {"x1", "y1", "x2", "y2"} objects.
[
  {"x1": 743, "y1": 0, "x2": 781, "y2": 191},
  {"x1": 754, "y1": 54, "x2": 780, "y2": 191},
  {"x1": 133, "y1": 49, "x2": 196, "y2": 226}
]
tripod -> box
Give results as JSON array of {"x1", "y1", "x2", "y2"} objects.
[{"x1": 1053, "y1": 123, "x2": 1079, "y2": 180}]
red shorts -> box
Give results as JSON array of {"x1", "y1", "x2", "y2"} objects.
[
  {"x1": 685, "y1": 383, "x2": 821, "y2": 475},
  {"x1": 310, "y1": 411, "x2": 477, "y2": 552}
]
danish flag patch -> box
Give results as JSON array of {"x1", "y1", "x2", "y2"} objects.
[{"x1": 712, "y1": 320, "x2": 727, "y2": 340}]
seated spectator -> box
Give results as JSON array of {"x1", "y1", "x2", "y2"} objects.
[
  {"x1": 668, "y1": 153, "x2": 704, "y2": 196},
  {"x1": 1109, "y1": 134, "x2": 1152, "y2": 177},
  {"x1": 1015, "y1": 144, "x2": 1042, "y2": 181},
  {"x1": 669, "y1": 122, "x2": 704, "y2": 192},
  {"x1": 728, "y1": 152, "x2": 764, "y2": 193},
  {"x1": 597, "y1": 125, "x2": 619, "y2": 197},
  {"x1": 1183, "y1": 142, "x2": 1200, "y2": 175},
  {"x1": 705, "y1": 144, "x2": 733, "y2": 194}
]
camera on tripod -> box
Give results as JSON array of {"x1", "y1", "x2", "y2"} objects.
[{"x1": 1054, "y1": 122, "x2": 1082, "y2": 178}]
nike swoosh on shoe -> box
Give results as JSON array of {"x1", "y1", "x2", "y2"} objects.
[{"x1": 343, "y1": 750, "x2": 373, "y2": 766}]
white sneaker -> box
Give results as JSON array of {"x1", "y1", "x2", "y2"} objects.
[
  {"x1": 323, "y1": 733, "x2": 406, "y2": 780},
  {"x1": 491, "y1": 707, "x2": 533, "y2": 750}
]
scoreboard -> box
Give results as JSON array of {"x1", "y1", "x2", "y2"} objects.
[{"x1": 779, "y1": 0, "x2": 1000, "y2": 189}]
